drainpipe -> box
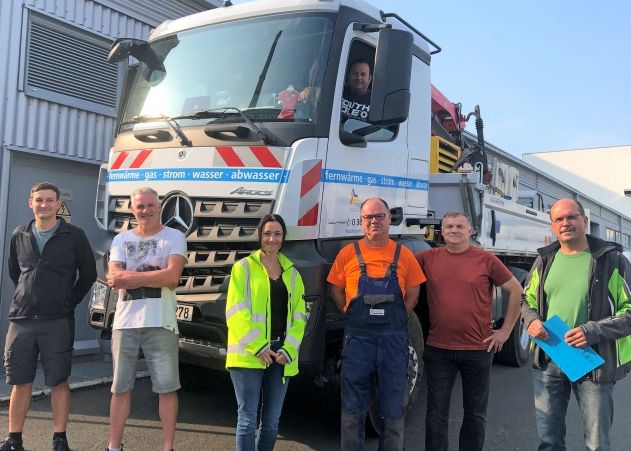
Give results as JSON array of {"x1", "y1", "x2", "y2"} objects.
[{"x1": 0, "y1": 146, "x2": 12, "y2": 317}]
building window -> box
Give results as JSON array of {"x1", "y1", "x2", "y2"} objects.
[
  {"x1": 605, "y1": 227, "x2": 623, "y2": 244},
  {"x1": 24, "y1": 12, "x2": 120, "y2": 117},
  {"x1": 605, "y1": 227, "x2": 616, "y2": 242},
  {"x1": 622, "y1": 233, "x2": 631, "y2": 248}
]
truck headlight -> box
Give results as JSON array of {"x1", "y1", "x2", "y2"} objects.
[
  {"x1": 89, "y1": 281, "x2": 109, "y2": 310},
  {"x1": 304, "y1": 295, "x2": 319, "y2": 322}
]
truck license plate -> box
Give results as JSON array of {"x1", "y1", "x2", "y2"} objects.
[{"x1": 176, "y1": 304, "x2": 193, "y2": 321}]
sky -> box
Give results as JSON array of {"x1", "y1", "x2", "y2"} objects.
[{"x1": 235, "y1": 0, "x2": 631, "y2": 158}]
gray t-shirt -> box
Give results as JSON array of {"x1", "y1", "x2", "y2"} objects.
[{"x1": 33, "y1": 220, "x2": 60, "y2": 254}]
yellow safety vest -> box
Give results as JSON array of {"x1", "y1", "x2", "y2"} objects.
[{"x1": 225, "y1": 250, "x2": 306, "y2": 377}]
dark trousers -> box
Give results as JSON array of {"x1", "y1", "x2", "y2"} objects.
[{"x1": 423, "y1": 345, "x2": 493, "y2": 451}]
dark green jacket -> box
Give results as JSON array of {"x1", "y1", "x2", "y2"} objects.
[{"x1": 522, "y1": 235, "x2": 631, "y2": 383}]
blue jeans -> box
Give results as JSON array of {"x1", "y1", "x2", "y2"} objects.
[
  {"x1": 229, "y1": 363, "x2": 289, "y2": 451},
  {"x1": 532, "y1": 363, "x2": 614, "y2": 451},
  {"x1": 423, "y1": 345, "x2": 493, "y2": 451}
]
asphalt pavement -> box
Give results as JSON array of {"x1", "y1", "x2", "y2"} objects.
[{"x1": 2, "y1": 354, "x2": 631, "y2": 450}]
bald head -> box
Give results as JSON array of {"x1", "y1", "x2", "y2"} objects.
[
  {"x1": 549, "y1": 198, "x2": 589, "y2": 251},
  {"x1": 550, "y1": 198, "x2": 585, "y2": 218},
  {"x1": 360, "y1": 197, "x2": 391, "y2": 245}
]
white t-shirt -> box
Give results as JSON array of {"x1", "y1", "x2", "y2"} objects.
[{"x1": 110, "y1": 226, "x2": 187, "y2": 332}]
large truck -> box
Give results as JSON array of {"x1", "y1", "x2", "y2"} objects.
[{"x1": 88, "y1": 0, "x2": 553, "y2": 410}]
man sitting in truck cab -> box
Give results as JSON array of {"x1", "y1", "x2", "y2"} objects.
[
  {"x1": 297, "y1": 58, "x2": 372, "y2": 126},
  {"x1": 340, "y1": 58, "x2": 372, "y2": 124}
]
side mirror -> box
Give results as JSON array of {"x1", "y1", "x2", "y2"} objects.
[
  {"x1": 108, "y1": 38, "x2": 147, "y2": 63},
  {"x1": 339, "y1": 131, "x2": 367, "y2": 148},
  {"x1": 368, "y1": 28, "x2": 413, "y2": 126},
  {"x1": 108, "y1": 38, "x2": 166, "y2": 74}
]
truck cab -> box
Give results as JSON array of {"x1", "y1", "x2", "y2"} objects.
[{"x1": 88, "y1": 0, "x2": 431, "y2": 397}]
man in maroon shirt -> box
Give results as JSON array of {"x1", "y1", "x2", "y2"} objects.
[{"x1": 416, "y1": 211, "x2": 522, "y2": 451}]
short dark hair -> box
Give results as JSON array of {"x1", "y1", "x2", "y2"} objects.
[
  {"x1": 348, "y1": 58, "x2": 373, "y2": 76},
  {"x1": 257, "y1": 214, "x2": 287, "y2": 249},
  {"x1": 360, "y1": 197, "x2": 389, "y2": 212},
  {"x1": 30, "y1": 182, "x2": 60, "y2": 200}
]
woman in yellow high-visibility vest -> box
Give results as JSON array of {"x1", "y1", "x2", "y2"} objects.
[{"x1": 226, "y1": 214, "x2": 306, "y2": 451}]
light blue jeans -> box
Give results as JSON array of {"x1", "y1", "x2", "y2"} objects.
[
  {"x1": 229, "y1": 362, "x2": 288, "y2": 451},
  {"x1": 532, "y1": 363, "x2": 614, "y2": 451}
]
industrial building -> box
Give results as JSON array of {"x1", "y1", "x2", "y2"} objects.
[{"x1": 524, "y1": 145, "x2": 631, "y2": 249}]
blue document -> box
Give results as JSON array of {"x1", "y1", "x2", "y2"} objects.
[{"x1": 533, "y1": 315, "x2": 605, "y2": 382}]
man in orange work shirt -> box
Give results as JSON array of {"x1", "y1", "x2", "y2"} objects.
[{"x1": 328, "y1": 197, "x2": 425, "y2": 451}]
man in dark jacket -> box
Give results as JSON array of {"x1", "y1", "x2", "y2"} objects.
[
  {"x1": 341, "y1": 59, "x2": 372, "y2": 123},
  {"x1": 523, "y1": 198, "x2": 631, "y2": 451},
  {"x1": 1, "y1": 182, "x2": 96, "y2": 451}
]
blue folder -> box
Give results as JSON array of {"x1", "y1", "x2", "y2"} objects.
[{"x1": 533, "y1": 315, "x2": 605, "y2": 382}]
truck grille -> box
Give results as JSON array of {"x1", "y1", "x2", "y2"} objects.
[{"x1": 107, "y1": 196, "x2": 272, "y2": 294}]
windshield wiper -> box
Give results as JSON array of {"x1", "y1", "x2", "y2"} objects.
[
  {"x1": 173, "y1": 108, "x2": 275, "y2": 144},
  {"x1": 248, "y1": 30, "x2": 283, "y2": 108},
  {"x1": 121, "y1": 114, "x2": 192, "y2": 147}
]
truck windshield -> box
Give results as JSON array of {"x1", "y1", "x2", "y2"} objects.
[{"x1": 121, "y1": 13, "x2": 334, "y2": 129}]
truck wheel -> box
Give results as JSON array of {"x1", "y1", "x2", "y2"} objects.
[
  {"x1": 368, "y1": 314, "x2": 424, "y2": 431},
  {"x1": 495, "y1": 313, "x2": 530, "y2": 367},
  {"x1": 495, "y1": 267, "x2": 530, "y2": 367}
]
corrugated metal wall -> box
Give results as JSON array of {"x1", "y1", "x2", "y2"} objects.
[
  {"x1": 99, "y1": 0, "x2": 219, "y2": 28},
  {"x1": 468, "y1": 132, "x2": 630, "y2": 242},
  {"x1": 0, "y1": 0, "x2": 212, "y2": 165}
]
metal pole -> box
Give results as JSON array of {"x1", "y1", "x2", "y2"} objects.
[{"x1": 0, "y1": 146, "x2": 13, "y2": 320}]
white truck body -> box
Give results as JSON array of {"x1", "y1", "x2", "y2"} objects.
[{"x1": 90, "y1": 0, "x2": 554, "y2": 400}]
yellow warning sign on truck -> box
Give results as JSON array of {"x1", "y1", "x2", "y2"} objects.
[{"x1": 57, "y1": 202, "x2": 71, "y2": 223}]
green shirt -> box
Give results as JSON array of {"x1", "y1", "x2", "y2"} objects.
[
  {"x1": 544, "y1": 250, "x2": 591, "y2": 327},
  {"x1": 33, "y1": 220, "x2": 60, "y2": 254}
]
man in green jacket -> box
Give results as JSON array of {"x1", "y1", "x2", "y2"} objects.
[{"x1": 523, "y1": 198, "x2": 631, "y2": 451}]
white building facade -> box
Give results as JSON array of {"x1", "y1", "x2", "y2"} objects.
[{"x1": 524, "y1": 145, "x2": 631, "y2": 250}]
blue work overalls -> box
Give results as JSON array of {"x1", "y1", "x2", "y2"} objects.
[{"x1": 340, "y1": 242, "x2": 408, "y2": 451}]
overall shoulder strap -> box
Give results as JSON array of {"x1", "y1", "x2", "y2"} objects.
[
  {"x1": 385, "y1": 243, "x2": 402, "y2": 277},
  {"x1": 353, "y1": 241, "x2": 367, "y2": 276}
]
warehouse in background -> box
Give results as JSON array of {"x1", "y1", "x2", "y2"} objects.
[
  {"x1": 0, "y1": 0, "x2": 219, "y2": 355},
  {"x1": 524, "y1": 145, "x2": 631, "y2": 250}
]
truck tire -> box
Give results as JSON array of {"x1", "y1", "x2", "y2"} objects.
[
  {"x1": 368, "y1": 314, "x2": 424, "y2": 431},
  {"x1": 495, "y1": 267, "x2": 530, "y2": 367},
  {"x1": 495, "y1": 312, "x2": 530, "y2": 367}
]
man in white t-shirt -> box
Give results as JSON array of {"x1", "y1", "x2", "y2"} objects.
[{"x1": 105, "y1": 187, "x2": 187, "y2": 451}]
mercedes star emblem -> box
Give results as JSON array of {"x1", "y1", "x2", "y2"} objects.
[{"x1": 161, "y1": 192, "x2": 194, "y2": 235}]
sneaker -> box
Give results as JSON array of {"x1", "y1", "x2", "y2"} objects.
[
  {"x1": 0, "y1": 437, "x2": 24, "y2": 451},
  {"x1": 52, "y1": 436, "x2": 70, "y2": 451}
]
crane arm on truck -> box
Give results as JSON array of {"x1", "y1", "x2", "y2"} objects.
[{"x1": 431, "y1": 85, "x2": 489, "y2": 177}]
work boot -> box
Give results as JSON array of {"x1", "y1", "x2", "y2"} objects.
[
  {"x1": 52, "y1": 435, "x2": 70, "y2": 451},
  {"x1": 0, "y1": 437, "x2": 24, "y2": 451}
]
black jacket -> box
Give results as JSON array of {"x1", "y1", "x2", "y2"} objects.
[{"x1": 8, "y1": 217, "x2": 97, "y2": 320}]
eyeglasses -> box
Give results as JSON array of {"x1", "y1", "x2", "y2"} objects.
[
  {"x1": 550, "y1": 214, "x2": 583, "y2": 224},
  {"x1": 361, "y1": 213, "x2": 387, "y2": 222}
]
